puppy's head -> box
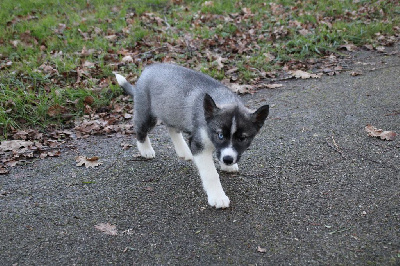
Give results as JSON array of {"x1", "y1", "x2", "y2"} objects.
[{"x1": 204, "y1": 94, "x2": 269, "y2": 166}]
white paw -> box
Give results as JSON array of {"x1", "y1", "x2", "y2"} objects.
[
  {"x1": 137, "y1": 139, "x2": 155, "y2": 158},
  {"x1": 208, "y1": 193, "x2": 230, "y2": 209},
  {"x1": 177, "y1": 151, "x2": 193, "y2": 161},
  {"x1": 139, "y1": 147, "x2": 155, "y2": 158},
  {"x1": 220, "y1": 163, "x2": 239, "y2": 173}
]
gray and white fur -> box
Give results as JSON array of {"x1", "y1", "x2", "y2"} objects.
[{"x1": 115, "y1": 63, "x2": 269, "y2": 208}]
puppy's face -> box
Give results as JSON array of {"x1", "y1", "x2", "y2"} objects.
[{"x1": 204, "y1": 94, "x2": 269, "y2": 166}]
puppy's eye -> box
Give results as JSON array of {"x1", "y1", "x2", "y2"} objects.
[
  {"x1": 217, "y1": 132, "x2": 224, "y2": 140},
  {"x1": 238, "y1": 136, "x2": 247, "y2": 142}
]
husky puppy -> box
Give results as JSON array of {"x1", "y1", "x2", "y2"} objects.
[{"x1": 115, "y1": 63, "x2": 269, "y2": 208}]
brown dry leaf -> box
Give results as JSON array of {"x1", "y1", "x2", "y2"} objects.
[
  {"x1": 39, "y1": 63, "x2": 58, "y2": 75},
  {"x1": 121, "y1": 142, "x2": 133, "y2": 150},
  {"x1": 124, "y1": 113, "x2": 132, "y2": 119},
  {"x1": 203, "y1": 1, "x2": 214, "y2": 7},
  {"x1": 257, "y1": 246, "x2": 267, "y2": 253},
  {"x1": 263, "y1": 53, "x2": 275, "y2": 63},
  {"x1": 6, "y1": 160, "x2": 19, "y2": 167},
  {"x1": 291, "y1": 70, "x2": 322, "y2": 79},
  {"x1": 78, "y1": 29, "x2": 90, "y2": 40},
  {"x1": 54, "y1": 23, "x2": 66, "y2": 34},
  {"x1": 339, "y1": 44, "x2": 358, "y2": 51},
  {"x1": 365, "y1": 125, "x2": 396, "y2": 141},
  {"x1": 364, "y1": 44, "x2": 374, "y2": 50},
  {"x1": 214, "y1": 55, "x2": 225, "y2": 70},
  {"x1": 94, "y1": 223, "x2": 118, "y2": 235},
  {"x1": 225, "y1": 67, "x2": 238, "y2": 75},
  {"x1": 0, "y1": 165, "x2": 9, "y2": 175},
  {"x1": 83, "y1": 96, "x2": 95, "y2": 106},
  {"x1": 47, "y1": 150, "x2": 61, "y2": 157},
  {"x1": 228, "y1": 83, "x2": 254, "y2": 94},
  {"x1": 47, "y1": 104, "x2": 68, "y2": 117},
  {"x1": 121, "y1": 55, "x2": 133, "y2": 63},
  {"x1": 86, "y1": 156, "x2": 99, "y2": 161},
  {"x1": 105, "y1": 35, "x2": 117, "y2": 41},
  {"x1": 298, "y1": 28, "x2": 311, "y2": 36},
  {"x1": 82, "y1": 61, "x2": 95, "y2": 68},
  {"x1": 350, "y1": 71, "x2": 362, "y2": 76},
  {"x1": 376, "y1": 46, "x2": 385, "y2": 52},
  {"x1": 76, "y1": 156, "x2": 103, "y2": 168},
  {"x1": 265, "y1": 83, "x2": 283, "y2": 89},
  {"x1": 0, "y1": 140, "x2": 34, "y2": 152}
]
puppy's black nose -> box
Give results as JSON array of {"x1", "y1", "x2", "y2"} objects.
[{"x1": 223, "y1": 156, "x2": 234, "y2": 165}]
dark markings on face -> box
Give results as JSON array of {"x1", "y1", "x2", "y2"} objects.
[{"x1": 206, "y1": 107, "x2": 261, "y2": 164}]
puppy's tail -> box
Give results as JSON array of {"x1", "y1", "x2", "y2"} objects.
[{"x1": 115, "y1": 73, "x2": 135, "y2": 97}]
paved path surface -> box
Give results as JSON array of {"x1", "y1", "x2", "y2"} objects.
[{"x1": 1, "y1": 49, "x2": 399, "y2": 265}]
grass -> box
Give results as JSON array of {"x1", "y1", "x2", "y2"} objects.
[{"x1": 0, "y1": 0, "x2": 399, "y2": 139}]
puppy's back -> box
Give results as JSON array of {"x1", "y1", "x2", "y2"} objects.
[{"x1": 135, "y1": 63, "x2": 241, "y2": 131}]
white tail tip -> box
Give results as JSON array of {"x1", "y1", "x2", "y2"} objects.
[{"x1": 115, "y1": 73, "x2": 128, "y2": 86}]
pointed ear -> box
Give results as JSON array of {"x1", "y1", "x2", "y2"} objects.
[
  {"x1": 204, "y1": 94, "x2": 219, "y2": 121},
  {"x1": 252, "y1": 105, "x2": 269, "y2": 129}
]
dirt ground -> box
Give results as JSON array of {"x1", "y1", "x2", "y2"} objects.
[{"x1": 1, "y1": 48, "x2": 399, "y2": 265}]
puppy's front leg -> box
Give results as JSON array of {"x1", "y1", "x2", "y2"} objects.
[{"x1": 193, "y1": 151, "x2": 230, "y2": 208}]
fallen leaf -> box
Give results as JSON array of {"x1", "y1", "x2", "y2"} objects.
[
  {"x1": 263, "y1": 53, "x2": 275, "y2": 63},
  {"x1": 124, "y1": 113, "x2": 132, "y2": 119},
  {"x1": 54, "y1": 23, "x2": 66, "y2": 34},
  {"x1": 39, "y1": 63, "x2": 58, "y2": 75},
  {"x1": 0, "y1": 166, "x2": 9, "y2": 175},
  {"x1": 376, "y1": 46, "x2": 385, "y2": 52},
  {"x1": 76, "y1": 156, "x2": 103, "y2": 168},
  {"x1": 364, "y1": 44, "x2": 374, "y2": 50},
  {"x1": 121, "y1": 55, "x2": 133, "y2": 63},
  {"x1": 227, "y1": 83, "x2": 254, "y2": 94},
  {"x1": 290, "y1": 70, "x2": 322, "y2": 79},
  {"x1": 120, "y1": 142, "x2": 133, "y2": 150},
  {"x1": 105, "y1": 35, "x2": 117, "y2": 41},
  {"x1": 225, "y1": 67, "x2": 239, "y2": 75},
  {"x1": 94, "y1": 223, "x2": 118, "y2": 235},
  {"x1": 339, "y1": 44, "x2": 358, "y2": 51},
  {"x1": 47, "y1": 104, "x2": 68, "y2": 117},
  {"x1": 82, "y1": 61, "x2": 95, "y2": 68},
  {"x1": 78, "y1": 29, "x2": 90, "y2": 40},
  {"x1": 257, "y1": 246, "x2": 267, "y2": 253},
  {"x1": 6, "y1": 160, "x2": 18, "y2": 167},
  {"x1": 86, "y1": 156, "x2": 99, "y2": 161},
  {"x1": 203, "y1": 1, "x2": 214, "y2": 7},
  {"x1": 83, "y1": 96, "x2": 95, "y2": 106},
  {"x1": 214, "y1": 55, "x2": 225, "y2": 70},
  {"x1": 365, "y1": 125, "x2": 396, "y2": 141},
  {"x1": 350, "y1": 71, "x2": 362, "y2": 76},
  {"x1": 298, "y1": 28, "x2": 311, "y2": 36},
  {"x1": 265, "y1": 83, "x2": 283, "y2": 89},
  {"x1": 0, "y1": 140, "x2": 34, "y2": 152}
]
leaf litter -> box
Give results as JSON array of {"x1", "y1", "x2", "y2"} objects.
[{"x1": 1, "y1": 95, "x2": 135, "y2": 174}]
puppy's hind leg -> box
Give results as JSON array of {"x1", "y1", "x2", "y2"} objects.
[
  {"x1": 135, "y1": 114, "x2": 157, "y2": 159},
  {"x1": 168, "y1": 127, "x2": 193, "y2": 161},
  {"x1": 137, "y1": 136, "x2": 155, "y2": 159}
]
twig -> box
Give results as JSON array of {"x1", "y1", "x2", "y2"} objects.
[{"x1": 325, "y1": 135, "x2": 344, "y2": 157}]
